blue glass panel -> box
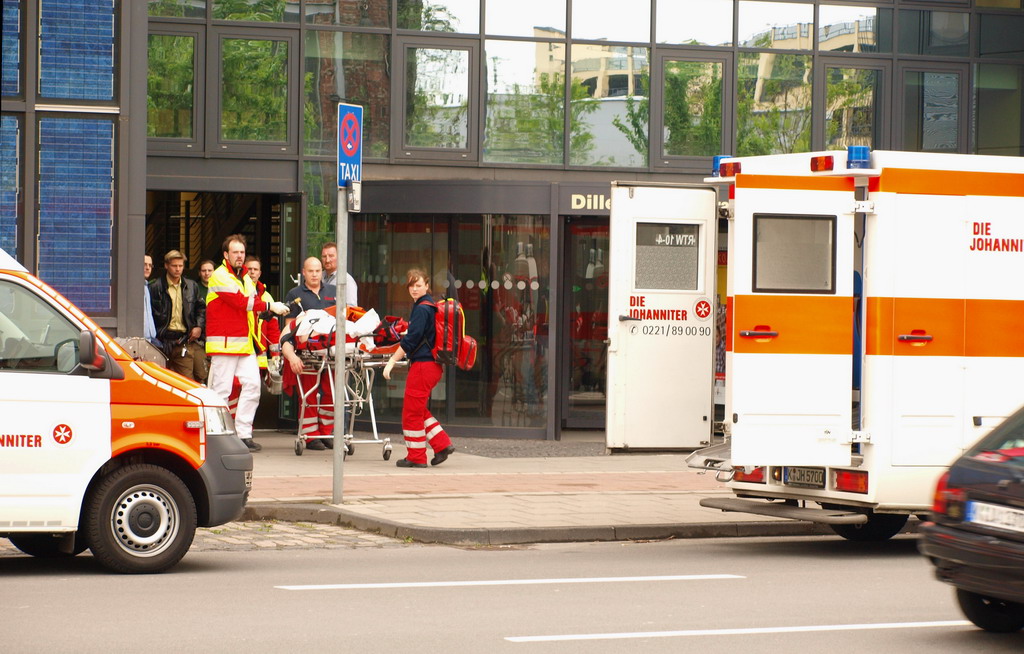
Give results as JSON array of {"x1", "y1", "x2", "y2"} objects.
[
  {"x1": 0, "y1": 115, "x2": 18, "y2": 258},
  {"x1": 1, "y1": 0, "x2": 19, "y2": 96},
  {"x1": 39, "y1": 0, "x2": 116, "y2": 101},
  {"x1": 38, "y1": 117, "x2": 114, "y2": 313}
]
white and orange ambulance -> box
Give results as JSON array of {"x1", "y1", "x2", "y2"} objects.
[
  {"x1": 687, "y1": 148, "x2": 1024, "y2": 540},
  {"x1": 0, "y1": 248, "x2": 252, "y2": 572}
]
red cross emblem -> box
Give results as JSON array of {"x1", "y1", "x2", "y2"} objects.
[{"x1": 53, "y1": 424, "x2": 73, "y2": 445}]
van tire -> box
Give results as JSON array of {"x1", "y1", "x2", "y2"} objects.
[
  {"x1": 85, "y1": 464, "x2": 197, "y2": 574},
  {"x1": 829, "y1": 513, "x2": 908, "y2": 541},
  {"x1": 8, "y1": 534, "x2": 88, "y2": 558},
  {"x1": 956, "y1": 589, "x2": 1024, "y2": 633}
]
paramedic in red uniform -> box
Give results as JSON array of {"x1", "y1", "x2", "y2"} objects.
[
  {"x1": 206, "y1": 234, "x2": 289, "y2": 452},
  {"x1": 384, "y1": 269, "x2": 455, "y2": 468}
]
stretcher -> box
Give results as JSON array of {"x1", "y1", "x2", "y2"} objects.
[{"x1": 290, "y1": 341, "x2": 406, "y2": 457}]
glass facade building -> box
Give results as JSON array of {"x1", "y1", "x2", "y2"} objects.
[{"x1": 2, "y1": 0, "x2": 1022, "y2": 438}]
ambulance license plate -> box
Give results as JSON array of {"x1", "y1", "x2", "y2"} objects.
[
  {"x1": 244, "y1": 470, "x2": 253, "y2": 489},
  {"x1": 784, "y1": 466, "x2": 825, "y2": 489}
]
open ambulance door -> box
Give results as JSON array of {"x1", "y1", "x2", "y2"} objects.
[
  {"x1": 727, "y1": 174, "x2": 858, "y2": 467},
  {"x1": 606, "y1": 183, "x2": 718, "y2": 450}
]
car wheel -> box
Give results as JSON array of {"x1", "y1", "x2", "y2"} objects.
[
  {"x1": 829, "y1": 513, "x2": 908, "y2": 541},
  {"x1": 85, "y1": 464, "x2": 197, "y2": 574},
  {"x1": 956, "y1": 589, "x2": 1024, "y2": 633},
  {"x1": 8, "y1": 533, "x2": 88, "y2": 558}
]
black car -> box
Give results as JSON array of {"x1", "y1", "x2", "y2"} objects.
[{"x1": 919, "y1": 404, "x2": 1024, "y2": 633}]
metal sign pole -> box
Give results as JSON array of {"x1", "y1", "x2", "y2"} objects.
[{"x1": 333, "y1": 185, "x2": 348, "y2": 504}]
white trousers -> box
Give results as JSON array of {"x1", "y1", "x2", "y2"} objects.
[{"x1": 209, "y1": 354, "x2": 261, "y2": 441}]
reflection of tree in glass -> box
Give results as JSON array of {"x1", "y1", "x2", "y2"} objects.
[
  {"x1": 147, "y1": 35, "x2": 193, "y2": 138},
  {"x1": 663, "y1": 62, "x2": 723, "y2": 157},
  {"x1": 397, "y1": 0, "x2": 458, "y2": 32},
  {"x1": 825, "y1": 68, "x2": 876, "y2": 149},
  {"x1": 213, "y1": 0, "x2": 289, "y2": 22},
  {"x1": 737, "y1": 50, "x2": 812, "y2": 156},
  {"x1": 484, "y1": 73, "x2": 596, "y2": 165},
  {"x1": 610, "y1": 71, "x2": 649, "y2": 163},
  {"x1": 222, "y1": 39, "x2": 289, "y2": 141},
  {"x1": 405, "y1": 47, "x2": 469, "y2": 149}
]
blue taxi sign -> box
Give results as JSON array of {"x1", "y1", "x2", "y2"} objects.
[{"x1": 337, "y1": 103, "x2": 363, "y2": 188}]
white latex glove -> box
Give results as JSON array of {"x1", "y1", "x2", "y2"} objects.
[
  {"x1": 269, "y1": 301, "x2": 290, "y2": 316},
  {"x1": 383, "y1": 359, "x2": 395, "y2": 380}
]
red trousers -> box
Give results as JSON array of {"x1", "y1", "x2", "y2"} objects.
[
  {"x1": 297, "y1": 369, "x2": 334, "y2": 439},
  {"x1": 402, "y1": 361, "x2": 452, "y2": 465}
]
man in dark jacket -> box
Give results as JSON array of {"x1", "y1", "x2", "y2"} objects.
[{"x1": 150, "y1": 249, "x2": 207, "y2": 381}]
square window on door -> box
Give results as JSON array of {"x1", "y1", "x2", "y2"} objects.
[{"x1": 753, "y1": 214, "x2": 835, "y2": 293}]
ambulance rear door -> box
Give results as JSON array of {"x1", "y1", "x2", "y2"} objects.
[
  {"x1": 728, "y1": 174, "x2": 857, "y2": 466},
  {"x1": 606, "y1": 183, "x2": 718, "y2": 449}
]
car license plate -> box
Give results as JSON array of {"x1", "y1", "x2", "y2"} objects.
[
  {"x1": 966, "y1": 501, "x2": 1024, "y2": 534},
  {"x1": 244, "y1": 470, "x2": 253, "y2": 489},
  {"x1": 784, "y1": 466, "x2": 825, "y2": 489}
]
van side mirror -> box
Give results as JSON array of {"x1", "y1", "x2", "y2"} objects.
[{"x1": 79, "y1": 330, "x2": 106, "y2": 372}]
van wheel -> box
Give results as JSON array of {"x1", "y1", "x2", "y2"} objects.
[
  {"x1": 85, "y1": 464, "x2": 197, "y2": 574},
  {"x1": 8, "y1": 534, "x2": 88, "y2": 558},
  {"x1": 829, "y1": 513, "x2": 908, "y2": 541},
  {"x1": 956, "y1": 589, "x2": 1024, "y2": 633}
]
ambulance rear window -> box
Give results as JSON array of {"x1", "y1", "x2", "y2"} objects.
[{"x1": 753, "y1": 214, "x2": 836, "y2": 294}]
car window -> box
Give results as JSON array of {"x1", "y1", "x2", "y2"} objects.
[
  {"x1": 0, "y1": 280, "x2": 82, "y2": 373},
  {"x1": 969, "y1": 408, "x2": 1024, "y2": 467}
]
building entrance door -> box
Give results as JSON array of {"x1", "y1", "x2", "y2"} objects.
[{"x1": 561, "y1": 216, "x2": 609, "y2": 429}]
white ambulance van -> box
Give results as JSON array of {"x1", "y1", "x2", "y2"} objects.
[
  {"x1": 0, "y1": 248, "x2": 252, "y2": 572},
  {"x1": 687, "y1": 148, "x2": 1024, "y2": 540}
]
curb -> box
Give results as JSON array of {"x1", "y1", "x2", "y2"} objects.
[{"x1": 242, "y1": 502, "x2": 842, "y2": 545}]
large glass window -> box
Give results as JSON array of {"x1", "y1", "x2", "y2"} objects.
[
  {"x1": 737, "y1": 52, "x2": 812, "y2": 155},
  {"x1": 485, "y1": 0, "x2": 565, "y2": 37},
  {"x1": 569, "y1": 45, "x2": 649, "y2": 167},
  {"x1": 148, "y1": 34, "x2": 196, "y2": 139},
  {"x1": 2, "y1": 0, "x2": 20, "y2": 97},
  {"x1": 451, "y1": 215, "x2": 550, "y2": 428},
  {"x1": 825, "y1": 66, "x2": 882, "y2": 149},
  {"x1": 657, "y1": 0, "x2": 732, "y2": 47},
  {"x1": 483, "y1": 40, "x2": 565, "y2": 165},
  {"x1": 38, "y1": 0, "x2": 116, "y2": 102},
  {"x1": 662, "y1": 59, "x2": 724, "y2": 157},
  {"x1": 902, "y1": 69, "x2": 961, "y2": 152},
  {"x1": 212, "y1": 0, "x2": 300, "y2": 23},
  {"x1": 221, "y1": 37, "x2": 290, "y2": 142},
  {"x1": 979, "y1": 14, "x2": 1024, "y2": 60},
  {"x1": 572, "y1": 0, "x2": 649, "y2": 42},
  {"x1": 819, "y1": 5, "x2": 892, "y2": 54},
  {"x1": 304, "y1": 31, "x2": 390, "y2": 158},
  {"x1": 403, "y1": 46, "x2": 471, "y2": 150},
  {"x1": 305, "y1": 0, "x2": 390, "y2": 27},
  {"x1": 398, "y1": 0, "x2": 479, "y2": 33},
  {"x1": 148, "y1": 0, "x2": 206, "y2": 18},
  {"x1": 754, "y1": 214, "x2": 835, "y2": 294},
  {"x1": 37, "y1": 116, "x2": 115, "y2": 314},
  {"x1": 898, "y1": 10, "x2": 969, "y2": 57},
  {"x1": 738, "y1": 1, "x2": 813, "y2": 50},
  {"x1": 975, "y1": 64, "x2": 1024, "y2": 156},
  {"x1": 0, "y1": 114, "x2": 18, "y2": 258}
]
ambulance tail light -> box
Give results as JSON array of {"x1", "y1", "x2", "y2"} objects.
[
  {"x1": 834, "y1": 469, "x2": 869, "y2": 494},
  {"x1": 931, "y1": 472, "x2": 965, "y2": 517},
  {"x1": 846, "y1": 145, "x2": 871, "y2": 169},
  {"x1": 733, "y1": 466, "x2": 765, "y2": 483},
  {"x1": 810, "y1": 155, "x2": 834, "y2": 172},
  {"x1": 719, "y1": 161, "x2": 741, "y2": 177}
]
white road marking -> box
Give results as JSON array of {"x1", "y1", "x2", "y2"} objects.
[
  {"x1": 505, "y1": 620, "x2": 974, "y2": 642},
  {"x1": 276, "y1": 574, "x2": 743, "y2": 591}
]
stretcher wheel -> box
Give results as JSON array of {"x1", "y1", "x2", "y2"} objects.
[
  {"x1": 383, "y1": 447, "x2": 392, "y2": 461},
  {"x1": 346, "y1": 443, "x2": 355, "y2": 456},
  {"x1": 294, "y1": 440, "x2": 304, "y2": 456}
]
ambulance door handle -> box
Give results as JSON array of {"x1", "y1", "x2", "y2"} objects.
[
  {"x1": 898, "y1": 333, "x2": 933, "y2": 342},
  {"x1": 618, "y1": 315, "x2": 640, "y2": 322},
  {"x1": 739, "y1": 330, "x2": 778, "y2": 338}
]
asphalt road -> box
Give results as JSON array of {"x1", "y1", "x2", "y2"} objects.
[{"x1": 2, "y1": 535, "x2": 1019, "y2": 653}]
